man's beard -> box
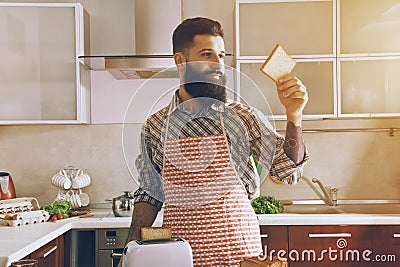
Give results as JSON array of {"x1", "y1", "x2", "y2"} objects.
[{"x1": 183, "y1": 63, "x2": 227, "y2": 103}]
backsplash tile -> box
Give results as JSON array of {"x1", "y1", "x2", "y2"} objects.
[
  {"x1": 261, "y1": 131, "x2": 400, "y2": 201},
  {"x1": 0, "y1": 124, "x2": 399, "y2": 206}
]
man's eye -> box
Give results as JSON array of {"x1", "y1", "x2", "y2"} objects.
[{"x1": 202, "y1": 52, "x2": 211, "y2": 57}]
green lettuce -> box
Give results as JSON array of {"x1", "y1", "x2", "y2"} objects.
[
  {"x1": 41, "y1": 200, "x2": 72, "y2": 218},
  {"x1": 251, "y1": 195, "x2": 284, "y2": 214}
]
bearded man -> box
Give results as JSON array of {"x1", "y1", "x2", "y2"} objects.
[{"x1": 120, "y1": 17, "x2": 309, "y2": 267}]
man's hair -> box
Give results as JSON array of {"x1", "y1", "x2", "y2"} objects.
[{"x1": 172, "y1": 17, "x2": 224, "y2": 54}]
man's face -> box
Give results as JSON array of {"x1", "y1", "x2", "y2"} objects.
[{"x1": 182, "y1": 35, "x2": 227, "y2": 102}]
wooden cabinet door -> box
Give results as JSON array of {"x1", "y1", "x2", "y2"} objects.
[
  {"x1": 30, "y1": 235, "x2": 64, "y2": 267},
  {"x1": 288, "y1": 225, "x2": 372, "y2": 267},
  {"x1": 259, "y1": 225, "x2": 288, "y2": 259},
  {"x1": 371, "y1": 225, "x2": 400, "y2": 267}
]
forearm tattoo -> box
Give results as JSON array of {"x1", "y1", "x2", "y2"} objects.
[{"x1": 284, "y1": 121, "x2": 305, "y2": 164}]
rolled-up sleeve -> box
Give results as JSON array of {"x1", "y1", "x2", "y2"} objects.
[
  {"x1": 269, "y1": 135, "x2": 310, "y2": 184},
  {"x1": 133, "y1": 188, "x2": 163, "y2": 210},
  {"x1": 133, "y1": 122, "x2": 164, "y2": 210},
  {"x1": 250, "y1": 108, "x2": 309, "y2": 185}
]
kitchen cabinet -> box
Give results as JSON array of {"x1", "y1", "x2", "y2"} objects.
[
  {"x1": 370, "y1": 225, "x2": 400, "y2": 267},
  {"x1": 237, "y1": 0, "x2": 334, "y2": 58},
  {"x1": 259, "y1": 225, "x2": 288, "y2": 258},
  {"x1": 235, "y1": 0, "x2": 400, "y2": 119},
  {"x1": 288, "y1": 225, "x2": 373, "y2": 267},
  {"x1": 0, "y1": 3, "x2": 90, "y2": 124},
  {"x1": 237, "y1": 59, "x2": 336, "y2": 119},
  {"x1": 339, "y1": 0, "x2": 400, "y2": 55},
  {"x1": 235, "y1": 0, "x2": 335, "y2": 120},
  {"x1": 339, "y1": 58, "x2": 400, "y2": 116},
  {"x1": 338, "y1": 0, "x2": 400, "y2": 117},
  {"x1": 256, "y1": 224, "x2": 400, "y2": 266},
  {"x1": 30, "y1": 234, "x2": 64, "y2": 267}
]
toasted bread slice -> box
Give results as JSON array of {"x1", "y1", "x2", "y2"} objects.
[
  {"x1": 141, "y1": 227, "x2": 172, "y2": 241},
  {"x1": 260, "y1": 44, "x2": 296, "y2": 83},
  {"x1": 240, "y1": 256, "x2": 288, "y2": 267}
]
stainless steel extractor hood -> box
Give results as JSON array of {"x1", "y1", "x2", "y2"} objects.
[
  {"x1": 78, "y1": 0, "x2": 233, "y2": 80},
  {"x1": 78, "y1": 55, "x2": 178, "y2": 79},
  {"x1": 78, "y1": 54, "x2": 233, "y2": 80}
]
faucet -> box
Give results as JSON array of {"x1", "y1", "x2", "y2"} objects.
[{"x1": 301, "y1": 177, "x2": 339, "y2": 206}]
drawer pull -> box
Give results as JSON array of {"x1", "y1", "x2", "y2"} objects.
[
  {"x1": 260, "y1": 234, "x2": 269, "y2": 238},
  {"x1": 111, "y1": 253, "x2": 122, "y2": 259},
  {"x1": 40, "y1": 245, "x2": 58, "y2": 258},
  {"x1": 309, "y1": 233, "x2": 351, "y2": 238},
  {"x1": 393, "y1": 234, "x2": 400, "y2": 238}
]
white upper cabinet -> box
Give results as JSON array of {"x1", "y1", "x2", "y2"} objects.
[
  {"x1": 237, "y1": 0, "x2": 334, "y2": 58},
  {"x1": 236, "y1": 0, "x2": 336, "y2": 120},
  {"x1": 338, "y1": 0, "x2": 400, "y2": 117},
  {"x1": 0, "y1": 3, "x2": 89, "y2": 124},
  {"x1": 339, "y1": 0, "x2": 400, "y2": 56},
  {"x1": 339, "y1": 57, "x2": 400, "y2": 117},
  {"x1": 236, "y1": 0, "x2": 400, "y2": 119},
  {"x1": 238, "y1": 59, "x2": 336, "y2": 118}
]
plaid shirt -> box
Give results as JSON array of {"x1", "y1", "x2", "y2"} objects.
[{"x1": 134, "y1": 91, "x2": 309, "y2": 210}]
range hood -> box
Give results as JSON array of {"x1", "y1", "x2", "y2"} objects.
[
  {"x1": 78, "y1": 54, "x2": 233, "y2": 80},
  {"x1": 78, "y1": 0, "x2": 233, "y2": 80},
  {"x1": 78, "y1": 55, "x2": 178, "y2": 79}
]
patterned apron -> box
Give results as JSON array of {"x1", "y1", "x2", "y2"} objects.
[{"x1": 162, "y1": 114, "x2": 262, "y2": 267}]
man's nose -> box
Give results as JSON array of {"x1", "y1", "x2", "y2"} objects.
[
  {"x1": 210, "y1": 53, "x2": 224, "y2": 64},
  {"x1": 208, "y1": 58, "x2": 224, "y2": 73}
]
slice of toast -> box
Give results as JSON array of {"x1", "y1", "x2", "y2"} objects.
[
  {"x1": 240, "y1": 256, "x2": 288, "y2": 267},
  {"x1": 260, "y1": 44, "x2": 296, "y2": 83},
  {"x1": 141, "y1": 227, "x2": 172, "y2": 241}
]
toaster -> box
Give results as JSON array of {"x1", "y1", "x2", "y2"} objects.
[{"x1": 122, "y1": 237, "x2": 193, "y2": 267}]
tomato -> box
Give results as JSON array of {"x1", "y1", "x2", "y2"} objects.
[
  {"x1": 51, "y1": 215, "x2": 58, "y2": 222},
  {"x1": 57, "y1": 214, "x2": 64, "y2": 220}
]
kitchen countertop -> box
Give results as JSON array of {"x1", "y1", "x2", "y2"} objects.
[
  {"x1": 1, "y1": 209, "x2": 400, "y2": 267},
  {"x1": 0, "y1": 209, "x2": 163, "y2": 267}
]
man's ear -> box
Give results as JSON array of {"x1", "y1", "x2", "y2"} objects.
[{"x1": 174, "y1": 52, "x2": 186, "y2": 71}]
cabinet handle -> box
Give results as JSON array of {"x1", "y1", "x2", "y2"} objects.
[
  {"x1": 40, "y1": 245, "x2": 58, "y2": 258},
  {"x1": 308, "y1": 233, "x2": 352, "y2": 238},
  {"x1": 260, "y1": 234, "x2": 269, "y2": 238},
  {"x1": 393, "y1": 234, "x2": 400, "y2": 238},
  {"x1": 111, "y1": 253, "x2": 122, "y2": 259}
]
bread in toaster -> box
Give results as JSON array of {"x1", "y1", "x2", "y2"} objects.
[
  {"x1": 240, "y1": 256, "x2": 288, "y2": 267},
  {"x1": 260, "y1": 44, "x2": 296, "y2": 83},
  {"x1": 141, "y1": 227, "x2": 172, "y2": 241}
]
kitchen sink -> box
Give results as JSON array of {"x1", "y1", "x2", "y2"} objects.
[
  {"x1": 282, "y1": 200, "x2": 400, "y2": 215},
  {"x1": 283, "y1": 204, "x2": 342, "y2": 214},
  {"x1": 338, "y1": 203, "x2": 400, "y2": 214}
]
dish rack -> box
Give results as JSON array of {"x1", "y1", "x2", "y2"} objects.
[
  {"x1": 51, "y1": 166, "x2": 91, "y2": 209},
  {"x1": 0, "y1": 197, "x2": 50, "y2": 227},
  {"x1": 51, "y1": 166, "x2": 91, "y2": 190}
]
